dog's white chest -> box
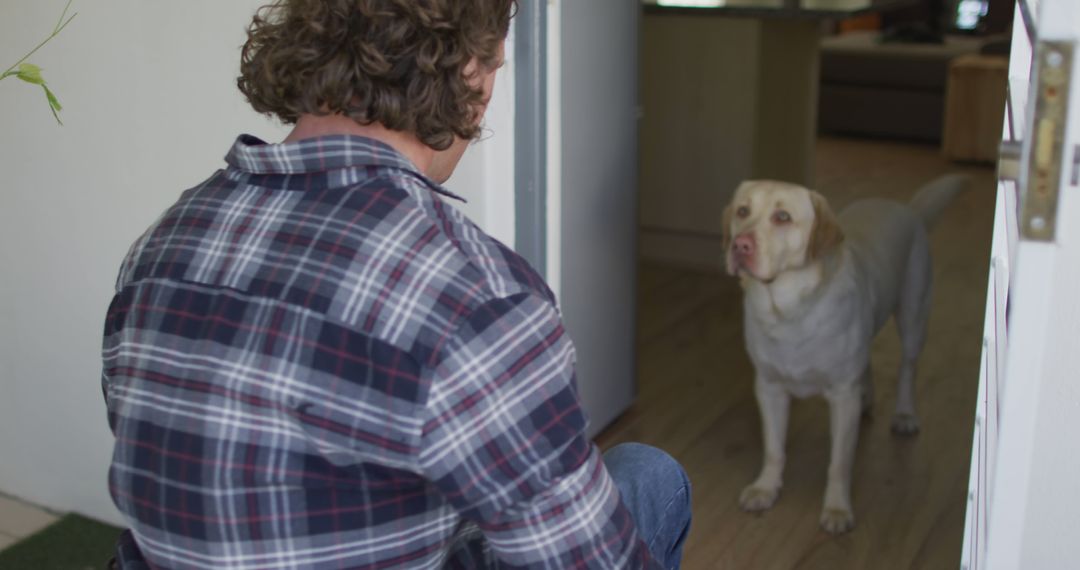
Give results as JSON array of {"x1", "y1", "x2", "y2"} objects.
[
  {"x1": 743, "y1": 260, "x2": 872, "y2": 396},
  {"x1": 748, "y1": 317, "x2": 865, "y2": 397}
]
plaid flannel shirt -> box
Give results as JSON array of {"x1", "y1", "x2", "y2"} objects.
[{"x1": 102, "y1": 135, "x2": 660, "y2": 569}]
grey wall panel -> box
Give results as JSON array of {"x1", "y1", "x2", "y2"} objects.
[
  {"x1": 515, "y1": 1, "x2": 547, "y2": 273},
  {"x1": 560, "y1": 0, "x2": 640, "y2": 437}
]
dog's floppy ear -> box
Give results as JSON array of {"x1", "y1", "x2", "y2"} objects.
[
  {"x1": 807, "y1": 191, "x2": 844, "y2": 261},
  {"x1": 721, "y1": 202, "x2": 737, "y2": 275}
]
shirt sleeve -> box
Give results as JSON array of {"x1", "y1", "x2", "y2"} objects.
[
  {"x1": 101, "y1": 290, "x2": 126, "y2": 435},
  {"x1": 419, "y1": 293, "x2": 661, "y2": 569}
]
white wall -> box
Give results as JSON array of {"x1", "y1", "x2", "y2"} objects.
[
  {"x1": 0, "y1": 0, "x2": 512, "y2": 525},
  {"x1": 445, "y1": 31, "x2": 515, "y2": 247}
]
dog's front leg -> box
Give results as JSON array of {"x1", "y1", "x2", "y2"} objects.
[
  {"x1": 740, "y1": 378, "x2": 789, "y2": 512},
  {"x1": 821, "y1": 385, "x2": 861, "y2": 534}
]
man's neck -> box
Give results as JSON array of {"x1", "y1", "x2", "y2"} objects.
[{"x1": 283, "y1": 113, "x2": 435, "y2": 175}]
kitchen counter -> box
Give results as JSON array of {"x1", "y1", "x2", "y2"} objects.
[{"x1": 642, "y1": 0, "x2": 913, "y2": 19}]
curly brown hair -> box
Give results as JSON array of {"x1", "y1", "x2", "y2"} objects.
[{"x1": 238, "y1": 0, "x2": 516, "y2": 150}]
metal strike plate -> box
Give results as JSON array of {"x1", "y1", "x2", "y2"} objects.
[{"x1": 1020, "y1": 40, "x2": 1073, "y2": 241}]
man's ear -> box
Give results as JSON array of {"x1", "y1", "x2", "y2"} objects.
[
  {"x1": 807, "y1": 191, "x2": 844, "y2": 261},
  {"x1": 721, "y1": 203, "x2": 737, "y2": 275}
]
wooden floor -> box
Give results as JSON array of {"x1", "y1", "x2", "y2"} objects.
[{"x1": 597, "y1": 136, "x2": 996, "y2": 569}]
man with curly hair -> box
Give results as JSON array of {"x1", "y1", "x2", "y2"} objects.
[{"x1": 103, "y1": 1, "x2": 690, "y2": 568}]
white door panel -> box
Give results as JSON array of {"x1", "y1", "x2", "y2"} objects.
[{"x1": 962, "y1": 0, "x2": 1080, "y2": 568}]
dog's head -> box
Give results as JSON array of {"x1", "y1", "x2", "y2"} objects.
[{"x1": 722, "y1": 180, "x2": 844, "y2": 282}]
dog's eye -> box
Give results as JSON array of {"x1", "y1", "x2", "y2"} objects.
[
  {"x1": 773, "y1": 210, "x2": 792, "y2": 224},
  {"x1": 736, "y1": 206, "x2": 750, "y2": 218}
]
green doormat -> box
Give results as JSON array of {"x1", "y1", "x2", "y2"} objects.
[{"x1": 0, "y1": 514, "x2": 121, "y2": 569}]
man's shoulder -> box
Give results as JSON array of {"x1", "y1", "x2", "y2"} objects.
[
  {"x1": 312, "y1": 171, "x2": 560, "y2": 364},
  {"x1": 352, "y1": 167, "x2": 554, "y2": 303},
  {"x1": 114, "y1": 164, "x2": 556, "y2": 361}
]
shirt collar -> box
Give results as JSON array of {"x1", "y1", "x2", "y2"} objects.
[{"x1": 224, "y1": 134, "x2": 465, "y2": 202}]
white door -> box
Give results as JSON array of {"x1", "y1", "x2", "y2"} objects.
[
  {"x1": 961, "y1": 0, "x2": 1080, "y2": 568},
  {"x1": 548, "y1": 0, "x2": 641, "y2": 437}
]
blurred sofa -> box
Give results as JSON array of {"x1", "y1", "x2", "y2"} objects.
[{"x1": 818, "y1": 30, "x2": 1010, "y2": 141}]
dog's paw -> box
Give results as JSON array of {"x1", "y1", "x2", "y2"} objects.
[
  {"x1": 739, "y1": 484, "x2": 780, "y2": 512},
  {"x1": 819, "y1": 507, "x2": 855, "y2": 535},
  {"x1": 891, "y1": 413, "x2": 920, "y2": 436}
]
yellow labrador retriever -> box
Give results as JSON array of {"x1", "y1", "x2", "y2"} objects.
[{"x1": 722, "y1": 174, "x2": 967, "y2": 534}]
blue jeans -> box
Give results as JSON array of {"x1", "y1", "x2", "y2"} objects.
[{"x1": 604, "y1": 443, "x2": 692, "y2": 570}]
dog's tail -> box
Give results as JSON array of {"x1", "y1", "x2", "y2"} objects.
[{"x1": 909, "y1": 173, "x2": 970, "y2": 230}]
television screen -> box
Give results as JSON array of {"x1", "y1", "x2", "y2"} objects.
[{"x1": 953, "y1": 0, "x2": 990, "y2": 30}]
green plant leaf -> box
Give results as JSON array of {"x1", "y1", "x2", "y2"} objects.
[
  {"x1": 43, "y1": 84, "x2": 62, "y2": 112},
  {"x1": 17, "y1": 63, "x2": 45, "y2": 85},
  {"x1": 43, "y1": 85, "x2": 63, "y2": 125}
]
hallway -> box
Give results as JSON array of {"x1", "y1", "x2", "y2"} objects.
[{"x1": 598, "y1": 135, "x2": 996, "y2": 569}]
